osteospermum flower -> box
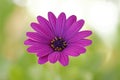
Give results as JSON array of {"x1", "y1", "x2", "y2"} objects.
[{"x1": 24, "y1": 12, "x2": 92, "y2": 66}]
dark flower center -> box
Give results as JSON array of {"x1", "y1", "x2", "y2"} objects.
[{"x1": 50, "y1": 37, "x2": 67, "y2": 51}]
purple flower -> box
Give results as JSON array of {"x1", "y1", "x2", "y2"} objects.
[{"x1": 24, "y1": 12, "x2": 92, "y2": 66}]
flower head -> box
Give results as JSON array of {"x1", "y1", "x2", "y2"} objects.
[{"x1": 24, "y1": 12, "x2": 92, "y2": 66}]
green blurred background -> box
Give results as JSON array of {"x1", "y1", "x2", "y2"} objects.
[{"x1": 0, "y1": 0, "x2": 120, "y2": 80}]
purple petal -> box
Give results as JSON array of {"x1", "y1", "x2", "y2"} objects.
[
  {"x1": 59, "y1": 54, "x2": 69, "y2": 66},
  {"x1": 56, "y1": 12, "x2": 66, "y2": 36},
  {"x1": 48, "y1": 52, "x2": 60, "y2": 63},
  {"x1": 31, "y1": 23, "x2": 51, "y2": 38},
  {"x1": 64, "y1": 19, "x2": 85, "y2": 40},
  {"x1": 78, "y1": 30, "x2": 92, "y2": 38},
  {"x1": 70, "y1": 39, "x2": 92, "y2": 47},
  {"x1": 38, "y1": 55, "x2": 48, "y2": 64},
  {"x1": 63, "y1": 46, "x2": 86, "y2": 56},
  {"x1": 24, "y1": 39, "x2": 38, "y2": 45},
  {"x1": 31, "y1": 23, "x2": 43, "y2": 33},
  {"x1": 48, "y1": 12, "x2": 56, "y2": 34},
  {"x1": 26, "y1": 32, "x2": 49, "y2": 43},
  {"x1": 68, "y1": 30, "x2": 92, "y2": 43},
  {"x1": 79, "y1": 39, "x2": 92, "y2": 46},
  {"x1": 65, "y1": 15, "x2": 77, "y2": 31},
  {"x1": 27, "y1": 44, "x2": 50, "y2": 53},
  {"x1": 37, "y1": 16, "x2": 54, "y2": 38},
  {"x1": 37, "y1": 48, "x2": 53, "y2": 57}
]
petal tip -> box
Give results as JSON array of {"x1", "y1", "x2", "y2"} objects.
[
  {"x1": 62, "y1": 63, "x2": 69, "y2": 66},
  {"x1": 26, "y1": 32, "x2": 32, "y2": 37},
  {"x1": 59, "y1": 12, "x2": 66, "y2": 17},
  {"x1": 89, "y1": 31, "x2": 92, "y2": 35},
  {"x1": 48, "y1": 11, "x2": 53, "y2": 15},
  {"x1": 89, "y1": 40, "x2": 92, "y2": 45},
  {"x1": 80, "y1": 19, "x2": 85, "y2": 24},
  {"x1": 30, "y1": 22, "x2": 36, "y2": 27},
  {"x1": 24, "y1": 40, "x2": 28, "y2": 45},
  {"x1": 27, "y1": 47, "x2": 32, "y2": 53},
  {"x1": 37, "y1": 16, "x2": 40, "y2": 19},
  {"x1": 71, "y1": 15, "x2": 77, "y2": 20},
  {"x1": 26, "y1": 32, "x2": 29, "y2": 36},
  {"x1": 86, "y1": 30, "x2": 92, "y2": 36},
  {"x1": 59, "y1": 54, "x2": 69, "y2": 66},
  {"x1": 37, "y1": 16, "x2": 42, "y2": 22},
  {"x1": 38, "y1": 57, "x2": 48, "y2": 64},
  {"x1": 80, "y1": 47, "x2": 86, "y2": 53}
]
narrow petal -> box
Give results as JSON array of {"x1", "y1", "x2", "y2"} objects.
[
  {"x1": 63, "y1": 46, "x2": 86, "y2": 57},
  {"x1": 38, "y1": 55, "x2": 48, "y2": 64},
  {"x1": 31, "y1": 23, "x2": 43, "y2": 33},
  {"x1": 65, "y1": 15, "x2": 77, "y2": 31},
  {"x1": 37, "y1": 48, "x2": 53, "y2": 57},
  {"x1": 27, "y1": 44, "x2": 50, "y2": 53},
  {"x1": 37, "y1": 16, "x2": 50, "y2": 31},
  {"x1": 48, "y1": 12, "x2": 56, "y2": 34},
  {"x1": 70, "y1": 39, "x2": 92, "y2": 47},
  {"x1": 37, "y1": 16, "x2": 54, "y2": 38},
  {"x1": 26, "y1": 32, "x2": 49, "y2": 43},
  {"x1": 78, "y1": 30, "x2": 92, "y2": 38},
  {"x1": 59, "y1": 54, "x2": 69, "y2": 66},
  {"x1": 27, "y1": 45, "x2": 40, "y2": 53},
  {"x1": 56, "y1": 12, "x2": 66, "y2": 36},
  {"x1": 31, "y1": 23, "x2": 50, "y2": 38},
  {"x1": 48, "y1": 52, "x2": 60, "y2": 63},
  {"x1": 68, "y1": 30, "x2": 92, "y2": 43},
  {"x1": 24, "y1": 39, "x2": 38, "y2": 45},
  {"x1": 79, "y1": 39, "x2": 92, "y2": 46},
  {"x1": 64, "y1": 19, "x2": 85, "y2": 40}
]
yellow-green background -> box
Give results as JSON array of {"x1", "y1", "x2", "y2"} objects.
[{"x1": 0, "y1": 0, "x2": 120, "y2": 80}]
